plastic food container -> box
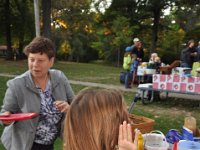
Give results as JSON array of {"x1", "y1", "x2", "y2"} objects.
[
  {"x1": 177, "y1": 140, "x2": 200, "y2": 150},
  {"x1": 143, "y1": 130, "x2": 169, "y2": 150}
]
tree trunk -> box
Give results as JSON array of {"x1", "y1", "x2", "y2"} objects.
[
  {"x1": 18, "y1": 32, "x2": 24, "y2": 59},
  {"x1": 34, "y1": 0, "x2": 40, "y2": 37},
  {"x1": 14, "y1": 0, "x2": 25, "y2": 59},
  {"x1": 150, "y1": 10, "x2": 160, "y2": 54},
  {"x1": 42, "y1": 0, "x2": 51, "y2": 39},
  {"x1": 5, "y1": 0, "x2": 13, "y2": 60}
]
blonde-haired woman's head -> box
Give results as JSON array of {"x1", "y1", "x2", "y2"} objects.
[
  {"x1": 149, "y1": 53, "x2": 158, "y2": 63},
  {"x1": 63, "y1": 88, "x2": 129, "y2": 150}
]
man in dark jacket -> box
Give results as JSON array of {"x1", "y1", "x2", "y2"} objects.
[
  {"x1": 195, "y1": 41, "x2": 200, "y2": 61},
  {"x1": 180, "y1": 40, "x2": 197, "y2": 68},
  {"x1": 131, "y1": 38, "x2": 144, "y2": 62}
]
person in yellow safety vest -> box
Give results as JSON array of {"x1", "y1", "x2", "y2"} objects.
[{"x1": 123, "y1": 46, "x2": 132, "y2": 88}]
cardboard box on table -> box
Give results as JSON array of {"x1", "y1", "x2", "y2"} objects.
[
  {"x1": 172, "y1": 67, "x2": 192, "y2": 75},
  {"x1": 137, "y1": 66, "x2": 156, "y2": 76},
  {"x1": 153, "y1": 74, "x2": 200, "y2": 93}
]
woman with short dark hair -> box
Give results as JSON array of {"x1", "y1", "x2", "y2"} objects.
[{"x1": 1, "y1": 37, "x2": 74, "y2": 150}]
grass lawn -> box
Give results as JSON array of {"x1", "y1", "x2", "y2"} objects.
[
  {"x1": 0, "y1": 59, "x2": 200, "y2": 150},
  {"x1": 0, "y1": 59, "x2": 123, "y2": 85}
]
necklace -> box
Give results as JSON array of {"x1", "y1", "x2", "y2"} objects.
[{"x1": 33, "y1": 74, "x2": 49, "y2": 91}]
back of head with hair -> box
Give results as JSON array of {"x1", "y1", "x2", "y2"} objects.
[
  {"x1": 23, "y1": 36, "x2": 55, "y2": 59},
  {"x1": 150, "y1": 53, "x2": 158, "y2": 62},
  {"x1": 63, "y1": 88, "x2": 129, "y2": 150},
  {"x1": 187, "y1": 39, "x2": 195, "y2": 47}
]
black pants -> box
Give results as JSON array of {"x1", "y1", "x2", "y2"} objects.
[{"x1": 31, "y1": 142, "x2": 54, "y2": 150}]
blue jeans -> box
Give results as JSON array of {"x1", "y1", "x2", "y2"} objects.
[
  {"x1": 131, "y1": 60, "x2": 139, "y2": 72},
  {"x1": 125, "y1": 70, "x2": 131, "y2": 88}
]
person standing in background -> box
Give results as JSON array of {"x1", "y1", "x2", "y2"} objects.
[
  {"x1": 123, "y1": 46, "x2": 132, "y2": 88},
  {"x1": 195, "y1": 41, "x2": 200, "y2": 61},
  {"x1": 180, "y1": 40, "x2": 197, "y2": 68},
  {"x1": 191, "y1": 41, "x2": 200, "y2": 76},
  {"x1": 0, "y1": 37, "x2": 74, "y2": 150},
  {"x1": 131, "y1": 38, "x2": 144, "y2": 62},
  {"x1": 131, "y1": 38, "x2": 144, "y2": 84}
]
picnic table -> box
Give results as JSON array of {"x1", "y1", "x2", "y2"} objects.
[{"x1": 128, "y1": 74, "x2": 200, "y2": 113}]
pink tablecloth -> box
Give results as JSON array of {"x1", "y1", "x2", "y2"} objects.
[{"x1": 153, "y1": 74, "x2": 200, "y2": 93}]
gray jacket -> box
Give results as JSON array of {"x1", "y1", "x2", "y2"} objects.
[{"x1": 1, "y1": 69, "x2": 74, "y2": 150}]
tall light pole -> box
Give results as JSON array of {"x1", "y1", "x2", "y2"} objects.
[{"x1": 34, "y1": 0, "x2": 40, "y2": 37}]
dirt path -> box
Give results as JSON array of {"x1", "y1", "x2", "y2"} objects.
[
  {"x1": 1, "y1": 73, "x2": 199, "y2": 100},
  {"x1": 69, "y1": 80, "x2": 136, "y2": 92}
]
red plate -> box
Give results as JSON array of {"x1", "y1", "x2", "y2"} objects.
[
  {"x1": 0, "y1": 113, "x2": 38, "y2": 121},
  {"x1": 0, "y1": 114, "x2": 10, "y2": 117}
]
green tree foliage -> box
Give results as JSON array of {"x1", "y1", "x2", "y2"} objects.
[
  {"x1": 4, "y1": 0, "x2": 12, "y2": 60},
  {"x1": 160, "y1": 28, "x2": 185, "y2": 64},
  {"x1": 103, "y1": 0, "x2": 174, "y2": 55},
  {"x1": 110, "y1": 16, "x2": 135, "y2": 66},
  {"x1": 52, "y1": 0, "x2": 98, "y2": 62},
  {"x1": 42, "y1": 0, "x2": 51, "y2": 38},
  {"x1": 157, "y1": 0, "x2": 200, "y2": 64},
  {"x1": 0, "y1": 2, "x2": 5, "y2": 43},
  {"x1": 2, "y1": 0, "x2": 200, "y2": 64},
  {"x1": 0, "y1": 0, "x2": 35, "y2": 59},
  {"x1": 12, "y1": 0, "x2": 35, "y2": 58},
  {"x1": 92, "y1": 16, "x2": 136, "y2": 66},
  {"x1": 103, "y1": 0, "x2": 200, "y2": 63},
  {"x1": 141, "y1": 0, "x2": 173, "y2": 53},
  {"x1": 105, "y1": 0, "x2": 138, "y2": 25},
  {"x1": 174, "y1": 1, "x2": 200, "y2": 41},
  {"x1": 57, "y1": 40, "x2": 71, "y2": 60}
]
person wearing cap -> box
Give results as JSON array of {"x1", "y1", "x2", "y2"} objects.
[
  {"x1": 123, "y1": 46, "x2": 132, "y2": 88},
  {"x1": 131, "y1": 38, "x2": 140, "y2": 53},
  {"x1": 180, "y1": 39, "x2": 197, "y2": 68},
  {"x1": 131, "y1": 38, "x2": 144, "y2": 62},
  {"x1": 133, "y1": 38, "x2": 140, "y2": 44},
  {"x1": 130, "y1": 38, "x2": 144, "y2": 84}
]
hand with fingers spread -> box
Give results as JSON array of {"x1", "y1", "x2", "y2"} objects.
[
  {"x1": 54, "y1": 100, "x2": 70, "y2": 113},
  {"x1": 118, "y1": 121, "x2": 140, "y2": 150}
]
